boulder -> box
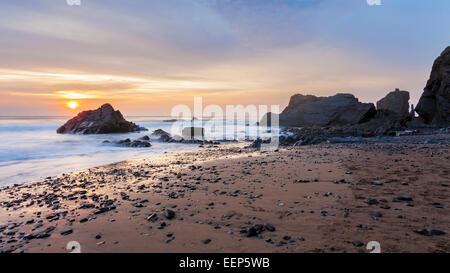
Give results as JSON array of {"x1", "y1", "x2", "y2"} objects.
[
  {"x1": 376, "y1": 89, "x2": 410, "y2": 119},
  {"x1": 151, "y1": 129, "x2": 172, "y2": 142},
  {"x1": 279, "y1": 93, "x2": 376, "y2": 127},
  {"x1": 57, "y1": 104, "x2": 146, "y2": 134},
  {"x1": 114, "y1": 138, "x2": 151, "y2": 148},
  {"x1": 415, "y1": 46, "x2": 450, "y2": 126}
]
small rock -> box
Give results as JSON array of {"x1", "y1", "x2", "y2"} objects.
[
  {"x1": 163, "y1": 209, "x2": 175, "y2": 220},
  {"x1": 414, "y1": 229, "x2": 446, "y2": 236},
  {"x1": 60, "y1": 229, "x2": 73, "y2": 236},
  {"x1": 264, "y1": 224, "x2": 276, "y2": 232},
  {"x1": 147, "y1": 213, "x2": 158, "y2": 223},
  {"x1": 369, "y1": 212, "x2": 382, "y2": 218},
  {"x1": 397, "y1": 195, "x2": 413, "y2": 201}
]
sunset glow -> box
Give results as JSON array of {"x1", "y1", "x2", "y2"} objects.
[
  {"x1": 0, "y1": 1, "x2": 448, "y2": 117},
  {"x1": 67, "y1": 101, "x2": 79, "y2": 110}
]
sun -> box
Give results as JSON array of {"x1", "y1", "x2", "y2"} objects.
[{"x1": 67, "y1": 101, "x2": 79, "y2": 110}]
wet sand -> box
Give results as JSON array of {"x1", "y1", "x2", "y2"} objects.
[{"x1": 0, "y1": 140, "x2": 449, "y2": 253}]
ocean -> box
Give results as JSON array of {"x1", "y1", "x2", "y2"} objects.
[{"x1": 0, "y1": 117, "x2": 267, "y2": 186}]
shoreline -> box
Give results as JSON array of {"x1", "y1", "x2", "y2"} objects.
[{"x1": 1, "y1": 138, "x2": 449, "y2": 253}]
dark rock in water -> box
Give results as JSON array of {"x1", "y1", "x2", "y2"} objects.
[
  {"x1": 416, "y1": 46, "x2": 450, "y2": 126},
  {"x1": 129, "y1": 140, "x2": 151, "y2": 148},
  {"x1": 115, "y1": 138, "x2": 151, "y2": 148},
  {"x1": 57, "y1": 103, "x2": 147, "y2": 134},
  {"x1": 279, "y1": 93, "x2": 376, "y2": 127},
  {"x1": 163, "y1": 209, "x2": 175, "y2": 220},
  {"x1": 182, "y1": 127, "x2": 204, "y2": 140},
  {"x1": 118, "y1": 138, "x2": 131, "y2": 144},
  {"x1": 139, "y1": 135, "x2": 150, "y2": 141},
  {"x1": 151, "y1": 129, "x2": 172, "y2": 142},
  {"x1": 377, "y1": 89, "x2": 410, "y2": 119}
]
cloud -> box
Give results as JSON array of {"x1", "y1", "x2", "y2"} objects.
[{"x1": 0, "y1": 0, "x2": 448, "y2": 115}]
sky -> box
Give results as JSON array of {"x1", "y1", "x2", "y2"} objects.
[{"x1": 0, "y1": 0, "x2": 449, "y2": 116}]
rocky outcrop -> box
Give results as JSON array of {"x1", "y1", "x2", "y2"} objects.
[
  {"x1": 115, "y1": 138, "x2": 152, "y2": 148},
  {"x1": 150, "y1": 128, "x2": 221, "y2": 145},
  {"x1": 57, "y1": 104, "x2": 146, "y2": 134},
  {"x1": 377, "y1": 89, "x2": 410, "y2": 119},
  {"x1": 151, "y1": 129, "x2": 172, "y2": 142},
  {"x1": 416, "y1": 46, "x2": 450, "y2": 126},
  {"x1": 279, "y1": 93, "x2": 376, "y2": 127}
]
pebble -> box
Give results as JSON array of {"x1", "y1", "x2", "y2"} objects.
[
  {"x1": 369, "y1": 212, "x2": 383, "y2": 218},
  {"x1": 60, "y1": 229, "x2": 73, "y2": 236},
  {"x1": 397, "y1": 195, "x2": 413, "y2": 201},
  {"x1": 264, "y1": 224, "x2": 276, "y2": 232},
  {"x1": 163, "y1": 209, "x2": 175, "y2": 220},
  {"x1": 414, "y1": 229, "x2": 446, "y2": 236}
]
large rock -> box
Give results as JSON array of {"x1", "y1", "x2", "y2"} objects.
[
  {"x1": 416, "y1": 47, "x2": 450, "y2": 126},
  {"x1": 376, "y1": 89, "x2": 410, "y2": 119},
  {"x1": 151, "y1": 129, "x2": 172, "y2": 142},
  {"x1": 57, "y1": 104, "x2": 146, "y2": 134},
  {"x1": 279, "y1": 93, "x2": 376, "y2": 127}
]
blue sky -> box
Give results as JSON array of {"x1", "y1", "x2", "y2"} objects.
[{"x1": 0, "y1": 0, "x2": 449, "y2": 115}]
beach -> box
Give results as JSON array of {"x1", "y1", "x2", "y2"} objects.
[{"x1": 1, "y1": 137, "x2": 449, "y2": 253}]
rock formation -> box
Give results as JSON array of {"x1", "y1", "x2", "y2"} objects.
[
  {"x1": 151, "y1": 129, "x2": 172, "y2": 142},
  {"x1": 115, "y1": 138, "x2": 152, "y2": 148},
  {"x1": 57, "y1": 104, "x2": 146, "y2": 134},
  {"x1": 416, "y1": 46, "x2": 450, "y2": 126},
  {"x1": 376, "y1": 89, "x2": 410, "y2": 119},
  {"x1": 279, "y1": 93, "x2": 376, "y2": 127}
]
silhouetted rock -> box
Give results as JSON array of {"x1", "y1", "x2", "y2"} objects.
[
  {"x1": 279, "y1": 93, "x2": 376, "y2": 127},
  {"x1": 259, "y1": 112, "x2": 280, "y2": 127},
  {"x1": 377, "y1": 89, "x2": 410, "y2": 119},
  {"x1": 416, "y1": 46, "x2": 450, "y2": 126},
  {"x1": 57, "y1": 104, "x2": 146, "y2": 134}
]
